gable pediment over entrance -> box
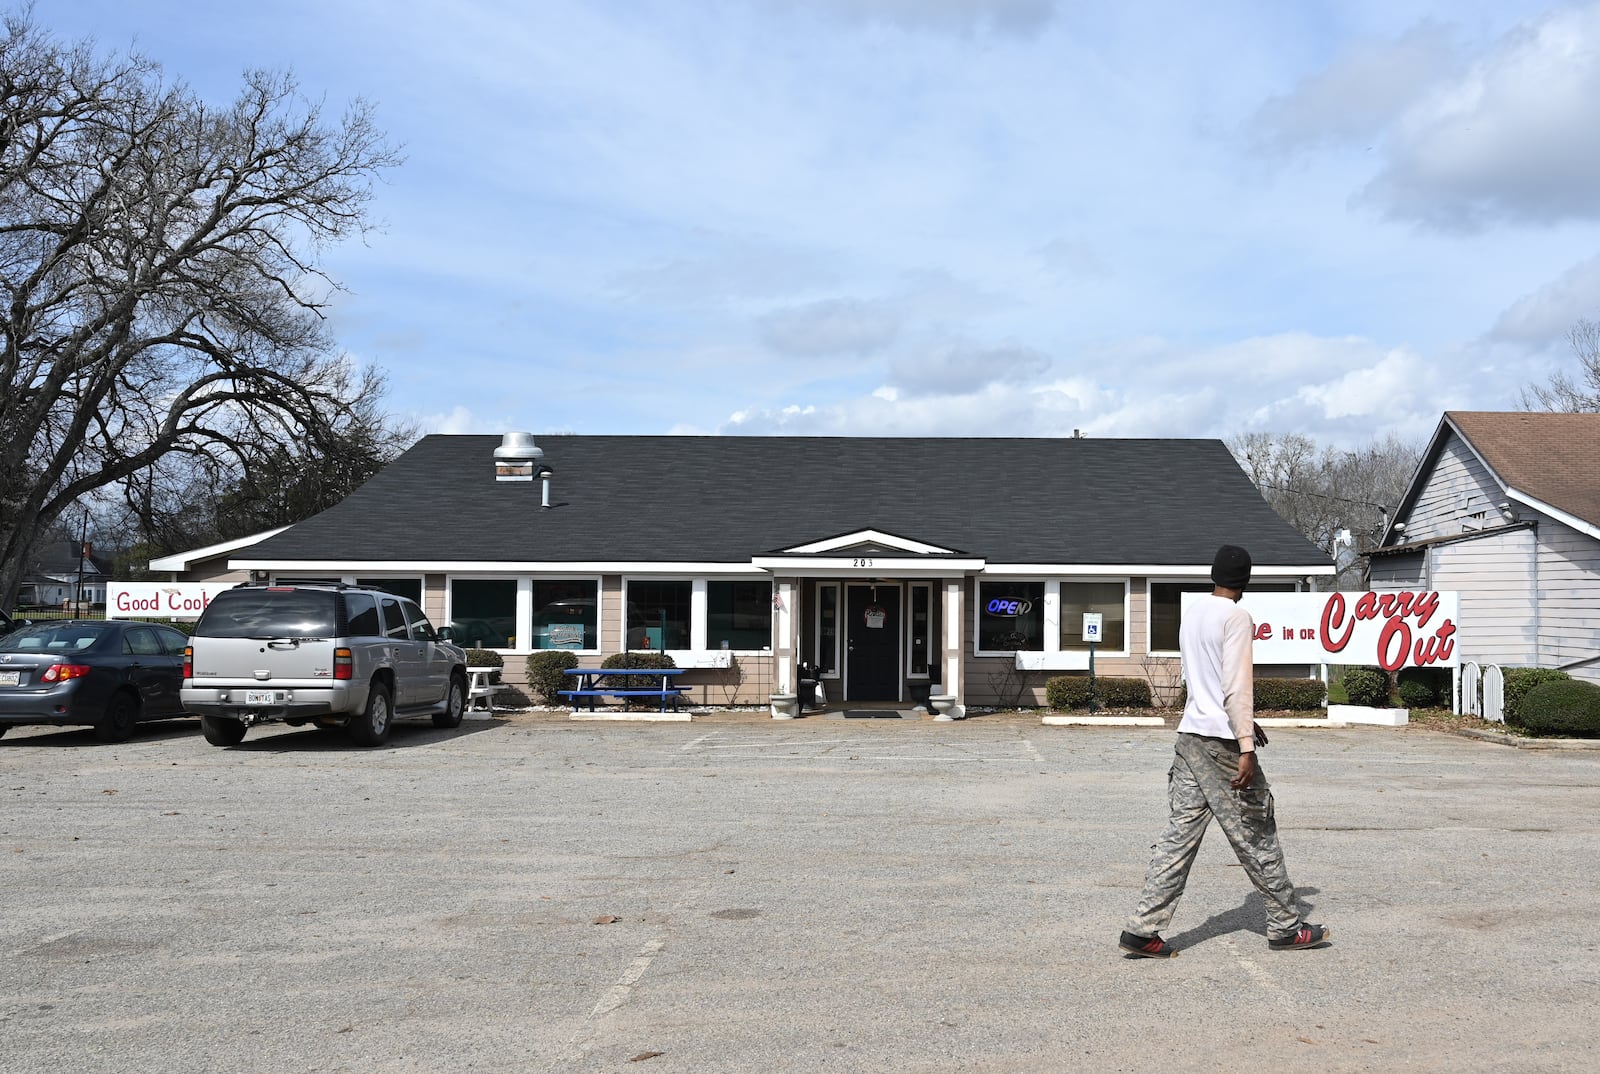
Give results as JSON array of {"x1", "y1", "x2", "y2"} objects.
[
  {"x1": 773, "y1": 529, "x2": 965, "y2": 557},
  {"x1": 753, "y1": 529, "x2": 984, "y2": 577}
]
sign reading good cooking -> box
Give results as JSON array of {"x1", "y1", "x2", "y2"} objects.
[
  {"x1": 1184, "y1": 590, "x2": 1460, "y2": 670},
  {"x1": 106, "y1": 582, "x2": 235, "y2": 619}
]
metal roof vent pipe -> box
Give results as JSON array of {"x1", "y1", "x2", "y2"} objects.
[
  {"x1": 494, "y1": 432, "x2": 544, "y2": 482},
  {"x1": 540, "y1": 465, "x2": 554, "y2": 509}
]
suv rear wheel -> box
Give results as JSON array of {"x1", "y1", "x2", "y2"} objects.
[
  {"x1": 201, "y1": 715, "x2": 247, "y2": 746},
  {"x1": 433, "y1": 674, "x2": 466, "y2": 729},
  {"x1": 348, "y1": 682, "x2": 393, "y2": 746}
]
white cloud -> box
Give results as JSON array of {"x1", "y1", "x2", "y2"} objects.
[
  {"x1": 887, "y1": 339, "x2": 1052, "y2": 397},
  {"x1": 1490, "y1": 254, "x2": 1600, "y2": 342},
  {"x1": 767, "y1": 0, "x2": 1058, "y2": 38},
  {"x1": 1365, "y1": 4, "x2": 1600, "y2": 228},
  {"x1": 1253, "y1": 21, "x2": 1459, "y2": 151},
  {"x1": 759, "y1": 297, "x2": 900, "y2": 356}
]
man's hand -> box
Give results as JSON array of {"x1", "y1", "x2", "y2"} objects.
[{"x1": 1230, "y1": 750, "x2": 1258, "y2": 790}]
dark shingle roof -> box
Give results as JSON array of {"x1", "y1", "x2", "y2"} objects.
[{"x1": 239, "y1": 436, "x2": 1331, "y2": 569}]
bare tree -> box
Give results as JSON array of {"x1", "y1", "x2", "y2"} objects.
[
  {"x1": 1520, "y1": 318, "x2": 1600, "y2": 412},
  {"x1": 1228, "y1": 432, "x2": 1421, "y2": 587},
  {"x1": 0, "y1": 15, "x2": 403, "y2": 608}
]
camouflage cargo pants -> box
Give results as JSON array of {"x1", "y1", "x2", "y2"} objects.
[{"x1": 1124, "y1": 733, "x2": 1302, "y2": 941}]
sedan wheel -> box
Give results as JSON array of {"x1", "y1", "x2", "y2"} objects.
[
  {"x1": 95, "y1": 691, "x2": 139, "y2": 743},
  {"x1": 348, "y1": 683, "x2": 392, "y2": 746}
]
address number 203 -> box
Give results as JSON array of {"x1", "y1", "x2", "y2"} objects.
[{"x1": 852, "y1": 558, "x2": 874, "y2": 568}]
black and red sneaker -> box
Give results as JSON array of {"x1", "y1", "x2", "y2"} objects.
[
  {"x1": 1118, "y1": 931, "x2": 1177, "y2": 958},
  {"x1": 1268, "y1": 923, "x2": 1331, "y2": 951}
]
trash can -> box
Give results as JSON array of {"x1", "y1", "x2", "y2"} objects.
[{"x1": 798, "y1": 662, "x2": 819, "y2": 712}]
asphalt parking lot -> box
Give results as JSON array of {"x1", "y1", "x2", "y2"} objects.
[{"x1": 2, "y1": 713, "x2": 1597, "y2": 1074}]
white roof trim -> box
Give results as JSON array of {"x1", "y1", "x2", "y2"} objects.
[
  {"x1": 1506, "y1": 490, "x2": 1600, "y2": 541},
  {"x1": 779, "y1": 529, "x2": 960, "y2": 555},
  {"x1": 150, "y1": 526, "x2": 291, "y2": 572},
  {"x1": 984, "y1": 563, "x2": 1335, "y2": 576},
  {"x1": 232, "y1": 559, "x2": 771, "y2": 574}
]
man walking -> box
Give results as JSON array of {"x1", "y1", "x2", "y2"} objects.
[{"x1": 1119, "y1": 544, "x2": 1329, "y2": 958}]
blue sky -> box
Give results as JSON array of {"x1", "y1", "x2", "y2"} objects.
[{"x1": 35, "y1": 0, "x2": 1600, "y2": 447}]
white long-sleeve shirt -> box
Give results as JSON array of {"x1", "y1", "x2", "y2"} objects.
[{"x1": 1175, "y1": 593, "x2": 1256, "y2": 751}]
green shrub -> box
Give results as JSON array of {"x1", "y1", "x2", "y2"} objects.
[
  {"x1": 1254, "y1": 678, "x2": 1327, "y2": 712},
  {"x1": 526, "y1": 650, "x2": 579, "y2": 705},
  {"x1": 1396, "y1": 666, "x2": 1451, "y2": 708},
  {"x1": 1342, "y1": 667, "x2": 1389, "y2": 708},
  {"x1": 1516, "y1": 679, "x2": 1600, "y2": 737},
  {"x1": 1503, "y1": 667, "x2": 1571, "y2": 726},
  {"x1": 1045, "y1": 675, "x2": 1152, "y2": 710},
  {"x1": 601, "y1": 649, "x2": 678, "y2": 692},
  {"x1": 465, "y1": 648, "x2": 503, "y2": 684}
]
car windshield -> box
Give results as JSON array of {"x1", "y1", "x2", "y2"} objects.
[
  {"x1": 194, "y1": 589, "x2": 337, "y2": 639},
  {"x1": 0, "y1": 622, "x2": 108, "y2": 652}
]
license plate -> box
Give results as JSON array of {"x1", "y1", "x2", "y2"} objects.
[
  {"x1": 245, "y1": 690, "x2": 277, "y2": 705},
  {"x1": 0, "y1": 671, "x2": 19, "y2": 686}
]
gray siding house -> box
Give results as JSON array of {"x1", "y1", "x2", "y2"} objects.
[
  {"x1": 1369, "y1": 411, "x2": 1600, "y2": 685},
  {"x1": 153, "y1": 434, "x2": 1334, "y2": 709}
]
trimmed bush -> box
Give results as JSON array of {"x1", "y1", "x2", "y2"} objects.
[
  {"x1": 1396, "y1": 666, "x2": 1451, "y2": 709},
  {"x1": 1254, "y1": 678, "x2": 1327, "y2": 712},
  {"x1": 526, "y1": 649, "x2": 579, "y2": 705},
  {"x1": 1516, "y1": 679, "x2": 1600, "y2": 737},
  {"x1": 1503, "y1": 667, "x2": 1571, "y2": 727},
  {"x1": 601, "y1": 649, "x2": 678, "y2": 692},
  {"x1": 1045, "y1": 675, "x2": 1152, "y2": 710},
  {"x1": 1342, "y1": 667, "x2": 1389, "y2": 708},
  {"x1": 465, "y1": 648, "x2": 503, "y2": 684}
]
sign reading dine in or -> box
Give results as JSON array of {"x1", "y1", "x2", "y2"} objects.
[{"x1": 1183, "y1": 591, "x2": 1461, "y2": 670}]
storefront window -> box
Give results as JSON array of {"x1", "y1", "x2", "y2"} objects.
[
  {"x1": 628, "y1": 581, "x2": 692, "y2": 650},
  {"x1": 978, "y1": 580, "x2": 1044, "y2": 652},
  {"x1": 1150, "y1": 580, "x2": 1298, "y2": 651},
  {"x1": 708, "y1": 581, "x2": 771, "y2": 650},
  {"x1": 530, "y1": 580, "x2": 598, "y2": 650},
  {"x1": 1061, "y1": 581, "x2": 1126, "y2": 651},
  {"x1": 451, "y1": 579, "x2": 517, "y2": 648}
]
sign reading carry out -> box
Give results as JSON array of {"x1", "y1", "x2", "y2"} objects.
[
  {"x1": 1183, "y1": 590, "x2": 1460, "y2": 670},
  {"x1": 106, "y1": 582, "x2": 234, "y2": 620}
]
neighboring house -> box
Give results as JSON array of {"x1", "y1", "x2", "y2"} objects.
[
  {"x1": 17, "y1": 540, "x2": 110, "y2": 607},
  {"x1": 150, "y1": 434, "x2": 1334, "y2": 708},
  {"x1": 1369, "y1": 411, "x2": 1600, "y2": 685}
]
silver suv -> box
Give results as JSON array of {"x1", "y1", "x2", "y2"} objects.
[{"x1": 183, "y1": 584, "x2": 468, "y2": 747}]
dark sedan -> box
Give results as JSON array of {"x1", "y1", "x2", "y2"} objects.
[{"x1": 0, "y1": 620, "x2": 192, "y2": 743}]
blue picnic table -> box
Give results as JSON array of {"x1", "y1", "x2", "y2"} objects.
[{"x1": 560, "y1": 667, "x2": 687, "y2": 712}]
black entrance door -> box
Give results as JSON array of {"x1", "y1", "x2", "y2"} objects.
[{"x1": 846, "y1": 586, "x2": 901, "y2": 702}]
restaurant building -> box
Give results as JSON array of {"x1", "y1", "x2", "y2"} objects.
[{"x1": 152, "y1": 434, "x2": 1335, "y2": 710}]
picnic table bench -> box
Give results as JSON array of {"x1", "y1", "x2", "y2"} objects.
[{"x1": 560, "y1": 667, "x2": 687, "y2": 712}]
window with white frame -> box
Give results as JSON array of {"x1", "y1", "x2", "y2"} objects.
[
  {"x1": 707, "y1": 580, "x2": 771, "y2": 650},
  {"x1": 626, "y1": 580, "x2": 693, "y2": 649},
  {"x1": 908, "y1": 582, "x2": 933, "y2": 675},
  {"x1": 976, "y1": 580, "x2": 1045, "y2": 652},
  {"x1": 529, "y1": 580, "x2": 599, "y2": 650},
  {"x1": 1060, "y1": 581, "x2": 1127, "y2": 651},
  {"x1": 450, "y1": 579, "x2": 517, "y2": 649},
  {"x1": 1148, "y1": 579, "x2": 1300, "y2": 653}
]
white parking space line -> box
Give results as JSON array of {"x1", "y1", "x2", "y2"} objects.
[{"x1": 674, "y1": 731, "x2": 1041, "y2": 764}]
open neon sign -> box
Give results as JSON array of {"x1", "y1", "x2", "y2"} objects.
[{"x1": 985, "y1": 598, "x2": 1033, "y2": 617}]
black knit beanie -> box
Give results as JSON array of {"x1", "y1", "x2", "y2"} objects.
[{"x1": 1211, "y1": 544, "x2": 1252, "y2": 590}]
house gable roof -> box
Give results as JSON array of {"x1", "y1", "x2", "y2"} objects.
[
  {"x1": 233, "y1": 435, "x2": 1331, "y2": 572},
  {"x1": 1444, "y1": 411, "x2": 1600, "y2": 531}
]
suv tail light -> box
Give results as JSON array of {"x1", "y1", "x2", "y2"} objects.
[
  {"x1": 183, "y1": 645, "x2": 193, "y2": 679},
  {"x1": 333, "y1": 647, "x2": 353, "y2": 680},
  {"x1": 41, "y1": 664, "x2": 92, "y2": 683}
]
